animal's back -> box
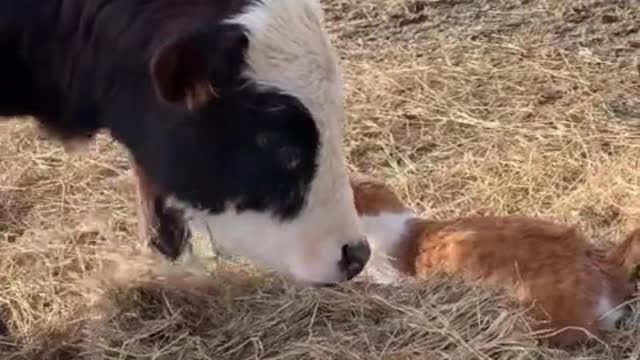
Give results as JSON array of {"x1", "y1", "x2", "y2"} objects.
[
  {"x1": 413, "y1": 216, "x2": 632, "y2": 346},
  {"x1": 0, "y1": 0, "x2": 248, "y2": 127}
]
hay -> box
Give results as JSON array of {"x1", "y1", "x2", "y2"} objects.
[
  {"x1": 1, "y1": 0, "x2": 640, "y2": 358},
  {"x1": 2, "y1": 253, "x2": 546, "y2": 360}
]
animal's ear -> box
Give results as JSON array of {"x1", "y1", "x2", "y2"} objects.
[
  {"x1": 150, "y1": 25, "x2": 249, "y2": 110},
  {"x1": 607, "y1": 227, "x2": 640, "y2": 281}
]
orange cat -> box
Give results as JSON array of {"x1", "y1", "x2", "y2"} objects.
[{"x1": 351, "y1": 175, "x2": 640, "y2": 348}]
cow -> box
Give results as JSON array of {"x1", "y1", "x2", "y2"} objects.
[{"x1": 0, "y1": 0, "x2": 371, "y2": 286}]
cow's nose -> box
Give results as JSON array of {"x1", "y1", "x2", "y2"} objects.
[{"x1": 339, "y1": 240, "x2": 371, "y2": 280}]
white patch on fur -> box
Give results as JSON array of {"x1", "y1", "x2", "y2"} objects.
[
  {"x1": 170, "y1": 196, "x2": 363, "y2": 285},
  {"x1": 596, "y1": 284, "x2": 626, "y2": 330},
  {"x1": 359, "y1": 211, "x2": 416, "y2": 284},
  {"x1": 167, "y1": 0, "x2": 364, "y2": 285},
  {"x1": 361, "y1": 211, "x2": 416, "y2": 254}
]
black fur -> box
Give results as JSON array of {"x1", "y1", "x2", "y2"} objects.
[
  {"x1": 152, "y1": 197, "x2": 191, "y2": 260},
  {"x1": 0, "y1": 0, "x2": 320, "y2": 254}
]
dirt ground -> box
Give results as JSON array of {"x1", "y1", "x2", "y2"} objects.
[{"x1": 1, "y1": 0, "x2": 640, "y2": 359}]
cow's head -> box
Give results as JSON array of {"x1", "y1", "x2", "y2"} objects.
[{"x1": 146, "y1": 0, "x2": 370, "y2": 285}]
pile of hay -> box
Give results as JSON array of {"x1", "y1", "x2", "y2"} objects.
[
  {"x1": 0, "y1": 251, "x2": 545, "y2": 360},
  {"x1": 2, "y1": 250, "x2": 640, "y2": 360},
  {"x1": 2, "y1": 0, "x2": 640, "y2": 358}
]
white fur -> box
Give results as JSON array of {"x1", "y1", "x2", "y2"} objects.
[
  {"x1": 596, "y1": 284, "x2": 626, "y2": 330},
  {"x1": 360, "y1": 211, "x2": 416, "y2": 254},
  {"x1": 359, "y1": 211, "x2": 416, "y2": 284},
  {"x1": 177, "y1": 198, "x2": 363, "y2": 284},
  {"x1": 170, "y1": 0, "x2": 364, "y2": 285}
]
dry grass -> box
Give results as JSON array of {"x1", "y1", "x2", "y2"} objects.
[{"x1": 1, "y1": 0, "x2": 640, "y2": 358}]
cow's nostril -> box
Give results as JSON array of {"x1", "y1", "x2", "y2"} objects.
[{"x1": 339, "y1": 240, "x2": 371, "y2": 280}]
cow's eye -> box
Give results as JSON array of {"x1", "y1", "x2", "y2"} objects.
[{"x1": 279, "y1": 145, "x2": 302, "y2": 170}]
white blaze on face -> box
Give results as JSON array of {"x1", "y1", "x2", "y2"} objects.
[{"x1": 177, "y1": 0, "x2": 365, "y2": 284}]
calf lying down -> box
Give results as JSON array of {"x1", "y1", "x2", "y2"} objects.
[{"x1": 350, "y1": 175, "x2": 640, "y2": 348}]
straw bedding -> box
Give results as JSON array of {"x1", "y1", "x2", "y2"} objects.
[{"x1": 2, "y1": 0, "x2": 640, "y2": 358}]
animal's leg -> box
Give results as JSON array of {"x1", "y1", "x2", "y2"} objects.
[{"x1": 130, "y1": 158, "x2": 192, "y2": 260}]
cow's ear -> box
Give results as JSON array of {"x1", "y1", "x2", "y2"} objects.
[{"x1": 150, "y1": 26, "x2": 248, "y2": 110}]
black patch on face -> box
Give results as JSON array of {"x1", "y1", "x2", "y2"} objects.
[
  {"x1": 127, "y1": 21, "x2": 323, "y2": 222},
  {"x1": 112, "y1": 22, "x2": 323, "y2": 222},
  {"x1": 145, "y1": 85, "x2": 321, "y2": 221},
  {"x1": 0, "y1": 0, "x2": 324, "y2": 224}
]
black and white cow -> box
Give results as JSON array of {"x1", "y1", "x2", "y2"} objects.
[{"x1": 0, "y1": 0, "x2": 371, "y2": 285}]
